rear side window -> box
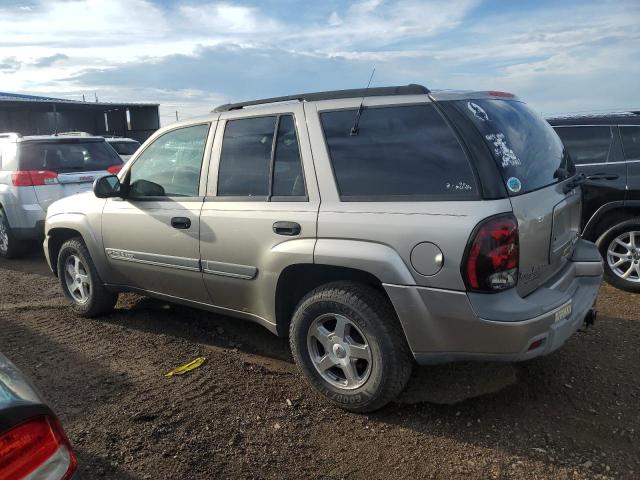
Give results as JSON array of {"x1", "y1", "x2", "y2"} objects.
[
  {"x1": 554, "y1": 126, "x2": 612, "y2": 165},
  {"x1": 217, "y1": 115, "x2": 306, "y2": 199},
  {"x1": 620, "y1": 126, "x2": 640, "y2": 160},
  {"x1": 18, "y1": 140, "x2": 123, "y2": 173},
  {"x1": 320, "y1": 104, "x2": 477, "y2": 200}
]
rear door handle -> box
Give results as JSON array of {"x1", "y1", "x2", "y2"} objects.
[
  {"x1": 586, "y1": 173, "x2": 619, "y2": 181},
  {"x1": 171, "y1": 217, "x2": 191, "y2": 229},
  {"x1": 273, "y1": 221, "x2": 301, "y2": 236}
]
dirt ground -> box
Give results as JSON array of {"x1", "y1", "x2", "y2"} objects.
[{"x1": 1, "y1": 252, "x2": 638, "y2": 479}]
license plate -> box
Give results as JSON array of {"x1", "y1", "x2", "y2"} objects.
[{"x1": 554, "y1": 302, "x2": 572, "y2": 323}]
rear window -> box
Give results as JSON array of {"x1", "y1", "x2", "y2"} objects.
[
  {"x1": 455, "y1": 99, "x2": 572, "y2": 195},
  {"x1": 18, "y1": 140, "x2": 123, "y2": 172},
  {"x1": 320, "y1": 104, "x2": 477, "y2": 200},
  {"x1": 553, "y1": 126, "x2": 612, "y2": 164},
  {"x1": 108, "y1": 140, "x2": 140, "y2": 156}
]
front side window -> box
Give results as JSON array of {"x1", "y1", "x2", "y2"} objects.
[
  {"x1": 129, "y1": 124, "x2": 209, "y2": 198},
  {"x1": 217, "y1": 114, "x2": 305, "y2": 198},
  {"x1": 321, "y1": 104, "x2": 477, "y2": 200},
  {"x1": 620, "y1": 126, "x2": 640, "y2": 160},
  {"x1": 554, "y1": 126, "x2": 613, "y2": 165}
]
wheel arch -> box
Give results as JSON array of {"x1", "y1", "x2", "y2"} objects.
[{"x1": 584, "y1": 201, "x2": 640, "y2": 241}]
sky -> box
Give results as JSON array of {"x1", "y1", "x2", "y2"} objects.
[{"x1": 0, "y1": 0, "x2": 638, "y2": 125}]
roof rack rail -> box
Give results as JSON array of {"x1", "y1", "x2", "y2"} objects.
[
  {"x1": 212, "y1": 84, "x2": 430, "y2": 113},
  {"x1": 0, "y1": 132, "x2": 22, "y2": 140}
]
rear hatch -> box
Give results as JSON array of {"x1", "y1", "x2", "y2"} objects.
[
  {"x1": 17, "y1": 138, "x2": 123, "y2": 210},
  {"x1": 452, "y1": 97, "x2": 580, "y2": 296}
]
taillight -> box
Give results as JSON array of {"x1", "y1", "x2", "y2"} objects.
[
  {"x1": 0, "y1": 416, "x2": 77, "y2": 480},
  {"x1": 11, "y1": 170, "x2": 58, "y2": 186},
  {"x1": 106, "y1": 164, "x2": 123, "y2": 175},
  {"x1": 463, "y1": 213, "x2": 519, "y2": 292}
]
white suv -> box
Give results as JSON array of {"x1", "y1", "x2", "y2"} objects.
[{"x1": 0, "y1": 132, "x2": 124, "y2": 258}]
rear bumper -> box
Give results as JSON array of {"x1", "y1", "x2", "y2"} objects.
[
  {"x1": 385, "y1": 240, "x2": 603, "y2": 365},
  {"x1": 2, "y1": 202, "x2": 45, "y2": 238}
]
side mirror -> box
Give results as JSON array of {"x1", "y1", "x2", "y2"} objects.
[{"x1": 93, "y1": 175, "x2": 122, "y2": 198}]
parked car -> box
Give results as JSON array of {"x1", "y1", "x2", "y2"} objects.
[
  {"x1": 0, "y1": 132, "x2": 124, "y2": 258},
  {"x1": 104, "y1": 137, "x2": 141, "y2": 161},
  {"x1": 548, "y1": 112, "x2": 640, "y2": 292},
  {"x1": 44, "y1": 85, "x2": 603, "y2": 412},
  {"x1": 0, "y1": 352, "x2": 78, "y2": 479}
]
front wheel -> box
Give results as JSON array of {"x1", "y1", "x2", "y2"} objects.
[
  {"x1": 598, "y1": 219, "x2": 640, "y2": 293},
  {"x1": 289, "y1": 281, "x2": 413, "y2": 413},
  {"x1": 57, "y1": 237, "x2": 118, "y2": 317}
]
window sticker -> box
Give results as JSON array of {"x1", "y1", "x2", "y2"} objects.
[
  {"x1": 467, "y1": 102, "x2": 489, "y2": 121},
  {"x1": 446, "y1": 181, "x2": 473, "y2": 191},
  {"x1": 506, "y1": 177, "x2": 522, "y2": 193},
  {"x1": 485, "y1": 133, "x2": 521, "y2": 167}
]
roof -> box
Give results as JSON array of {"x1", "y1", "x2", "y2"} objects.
[
  {"x1": 213, "y1": 84, "x2": 431, "y2": 112},
  {"x1": 0, "y1": 132, "x2": 107, "y2": 143},
  {"x1": 0, "y1": 91, "x2": 159, "y2": 107},
  {"x1": 547, "y1": 111, "x2": 640, "y2": 126}
]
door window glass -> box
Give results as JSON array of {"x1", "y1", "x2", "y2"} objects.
[
  {"x1": 620, "y1": 126, "x2": 640, "y2": 160},
  {"x1": 554, "y1": 126, "x2": 612, "y2": 165},
  {"x1": 273, "y1": 115, "x2": 305, "y2": 197},
  {"x1": 217, "y1": 115, "x2": 305, "y2": 198},
  {"x1": 129, "y1": 124, "x2": 209, "y2": 198}
]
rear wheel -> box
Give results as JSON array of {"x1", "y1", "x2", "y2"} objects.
[
  {"x1": 0, "y1": 208, "x2": 22, "y2": 259},
  {"x1": 57, "y1": 237, "x2": 118, "y2": 317},
  {"x1": 289, "y1": 281, "x2": 413, "y2": 413},
  {"x1": 597, "y1": 219, "x2": 640, "y2": 293}
]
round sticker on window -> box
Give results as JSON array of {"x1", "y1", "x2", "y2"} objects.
[{"x1": 506, "y1": 177, "x2": 522, "y2": 193}]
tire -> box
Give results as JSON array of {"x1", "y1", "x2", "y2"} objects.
[
  {"x1": 289, "y1": 281, "x2": 413, "y2": 413},
  {"x1": 596, "y1": 218, "x2": 640, "y2": 293},
  {"x1": 57, "y1": 237, "x2": 118, "y2": 317},
  {"x1": 0, "y1": 208, "x2": 23, "y2": 259}
]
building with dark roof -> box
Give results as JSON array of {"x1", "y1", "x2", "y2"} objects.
[{"x1": 0, "y1": 92, "x2": 160, "y2": 142}]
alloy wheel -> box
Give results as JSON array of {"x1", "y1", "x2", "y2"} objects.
[
  {"x1": 307, "y1": 313, "x2": 373, "y2": 390},
  {"x1": 64, "y1": 254, "x2": 92, "y2": 303},
  {"x1": 607, "y1": 231, "x2": 640, "y2": 283}
]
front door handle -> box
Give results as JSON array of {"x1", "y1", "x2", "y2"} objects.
[
  {"x1": 171, "y1": 217, "x2": 191, "y2": 229},
  {"x1": 586, "y1": 173, "x2": 619, "y2": 181},
  {"x1": 273, "y1": 221, "x2": 301, "y2": 236}
]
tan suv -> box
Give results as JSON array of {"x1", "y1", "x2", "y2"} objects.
[{"x1": 44, "y1": 85, "x2": 603, "y2": 412}]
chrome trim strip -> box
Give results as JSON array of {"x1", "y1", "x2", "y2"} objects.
[
  {"x1": 105, "y1": 248, "x2": 200, "y2": 271},
  {"x1": 575, "y1": 159, "x2": 640, "y2": 167},
  {"x1": 202, "y1": 260, "x2": 258, "y2": 280}
]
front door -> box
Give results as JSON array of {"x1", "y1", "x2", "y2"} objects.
[
  {"x1": 101, "y1": 122, "x2": 214, "y2": 303},
  {"x1": 554, "y1": 125, "x2": 627, "y2": 227},
  {"x1": 199, "y1": 105, "x2": 319, "y2": 326}
]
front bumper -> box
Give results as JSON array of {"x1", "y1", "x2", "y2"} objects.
[{"x1": 384, "y1": 239, "x2": 603, "y2": 365}]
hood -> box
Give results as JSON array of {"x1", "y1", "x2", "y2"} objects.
[{"x1": 46, "y1": 190, "x2": 102, "y2": 218}]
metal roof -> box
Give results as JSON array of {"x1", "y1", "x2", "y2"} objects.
[
  {"x1": 0, "y1": 91, "x2": 158, "y2": 107},
  {"x1": 212, "y1": 84, "x2": 431, "y2": 112}
]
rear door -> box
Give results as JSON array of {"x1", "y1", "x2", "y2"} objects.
[
  {"x1": 18, "y1": 139, "x2": 123, "y2": 211},
  {"x1": 553, "y1": 125, "x2": 626, "y2": 225},
  {"x1": 620, "y1": 125, "x2": 640, "y2": 202},
  {"x1": 199, "y1": 104, "x2": 319, "y2": 324}
]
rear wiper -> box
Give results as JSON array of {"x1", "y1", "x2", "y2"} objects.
[{"x1": 563, "y1": 173, "x2": 586, "y2": 194}]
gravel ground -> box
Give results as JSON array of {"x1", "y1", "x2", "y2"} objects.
[{"x1": 0, "y1": 252, "x2": 638, "y2": 479}]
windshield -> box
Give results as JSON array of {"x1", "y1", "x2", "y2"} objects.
[
  {"x1": 109, "y1": 140, "x2": 140, "y2": 156},
  {"x1": 18, "y1": 140, "x2": 123, "y2": 173},
  {"x1": 454, "y1": 99, "x2": 573, "y2": 195}
]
